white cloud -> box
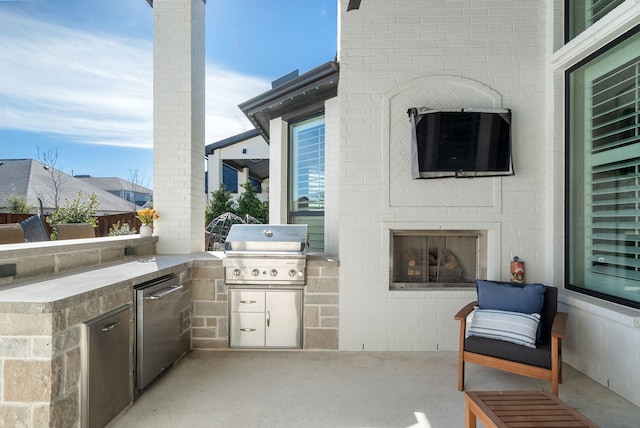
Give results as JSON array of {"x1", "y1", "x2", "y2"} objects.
[
  {"x1": 205, "y1": 65, "x2": 270, "y2": 142},
  {"x1": 0, "y1": 8, "x2": 270, "y2": 149}
]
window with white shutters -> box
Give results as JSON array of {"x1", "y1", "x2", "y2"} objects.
[
  {"x1": 289, "y1": 115, "x2": 325, "y2": 252},
  {"x1": 568, "y1": 28, "x2": 640, "y2": 307}
]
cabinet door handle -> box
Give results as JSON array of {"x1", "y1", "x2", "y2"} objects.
[
  {"x1": 101, "y1": 321, "x2": 119, "y2": 332},
  {"x1": 267, "y1": 311, "x2": 271, "y2": 327},
  {"x1": 240, "y1": 300, "x2": 256, "y2": 304},
  {"x1": 240, "y1": 328, "x2": 256, "y2": 332},
  {"x1": 145, "y1": 285, "x2": 183, "y2": 300}
]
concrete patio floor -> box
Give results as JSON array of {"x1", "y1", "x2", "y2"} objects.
[{"x1": 109, "y1": 351, "x2": 640, "y2": 428}]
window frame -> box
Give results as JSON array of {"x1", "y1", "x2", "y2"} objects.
[
  {"x1": 288, "y1": 113, "x2": 326, "y2": 252},
  {"x1": 565, "y1": 25, "x2": 640, "y2": 309},
  {"x1": 565, "y1": 0, "x2": 626, "y2": 42}
]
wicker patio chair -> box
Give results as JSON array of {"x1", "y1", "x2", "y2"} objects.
[
  {"x1": 19, "y1": 215, "x2": 50, "y2": 242},
  {"x1": 205, "y1": 212, "x2": 246, "y2": 251}
]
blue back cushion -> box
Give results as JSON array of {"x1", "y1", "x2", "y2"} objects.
[{"x1": 475, "y1": 280, "x2": 546, "y2": 315}]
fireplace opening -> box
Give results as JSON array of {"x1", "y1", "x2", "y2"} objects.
[{"x1": 390, "y1": 230, "x2": 486, "y2": 289}]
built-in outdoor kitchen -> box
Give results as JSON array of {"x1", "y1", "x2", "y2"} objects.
[{"x1": 0, "y1": 231, "x2": 338, "y2": 427}]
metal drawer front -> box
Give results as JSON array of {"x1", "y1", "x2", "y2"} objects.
[
  {"x1": 230, "y1": 313, "x2": 266, "y2": 347},
  {"x1": 230, "y1": 290, "x2": 265, "y2": 312}
]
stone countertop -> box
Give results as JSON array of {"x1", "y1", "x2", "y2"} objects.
[{"x1": 0, "y1": 253, "x2": 223, "y2": 311}]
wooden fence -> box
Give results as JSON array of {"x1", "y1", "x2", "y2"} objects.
[{"x1": 0, "y1": 213, "x2": 142, "y2": 238}]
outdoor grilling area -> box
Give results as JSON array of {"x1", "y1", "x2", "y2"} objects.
[{"x1": 0, "y1": 233, "x2": 339, "y2": 427}]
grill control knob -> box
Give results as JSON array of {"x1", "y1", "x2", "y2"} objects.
[
  {"x1": 251, "y1": 269, "x2": 260, "y2": 276},
  {"x1": 270, "y1": 269, "x2": 278, "y2": 277},
  {"x1": 288, "y1": 269, "x2": 297, "y2": 277},
  {"x1": 233, "y1": 269, "x2": 241, "y2": 277}
]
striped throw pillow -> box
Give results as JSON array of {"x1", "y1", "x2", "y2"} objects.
[{"x1": 467, "y1": 307, "x2": 540, "y2": 348}]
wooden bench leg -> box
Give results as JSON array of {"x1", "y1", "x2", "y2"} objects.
[{"x1": 465, "y1": 395, "x2": 476, "y2": 428}]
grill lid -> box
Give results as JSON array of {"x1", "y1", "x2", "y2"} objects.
[{"x1": 224, "y1": 224, "x2": 308, "y2": 255}]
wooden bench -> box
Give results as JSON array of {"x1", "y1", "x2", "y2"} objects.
[{"x1": 464, "y1": 390, "x2": 598, "y2": 428}]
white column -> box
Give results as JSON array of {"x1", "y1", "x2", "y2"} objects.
[
  {"x1": 268, "y1": 117, "x2": 288, "y2": 224},
  {"x1": 208, "y1": 151, "x2": 222, "y2": 198},
  {"x1": 238, "y1": 167, "x2": 250, "y2": 195},
  {"x1": 152, "y1": 0, "x2": 206, "y2": 254}
]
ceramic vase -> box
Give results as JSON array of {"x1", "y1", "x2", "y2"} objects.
[{"x1": 140, "y1": 224, "x2": 153, "y2": 237}]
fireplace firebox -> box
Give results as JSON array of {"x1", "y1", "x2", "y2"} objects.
[{"x1": 390, "y1": 230, "x2": 486, "y2": 289}]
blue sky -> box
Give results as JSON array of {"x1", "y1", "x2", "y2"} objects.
[{"x1": 0, "y1": 0, "x2": 337, "y2": 187}]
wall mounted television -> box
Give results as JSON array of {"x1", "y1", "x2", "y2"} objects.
[{"x1": 408, "y1": 107, "x2": 513, "y2": 179}]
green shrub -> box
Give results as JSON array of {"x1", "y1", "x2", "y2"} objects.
[
  {"x1": 6, "y1": 193, "x2": 33, "y2": 214},
  {"x1": 235, "y1": 182, "x2": 268, "y2": 224},
  {"x1": 205, "y1": 183, "x2": 235, "y2": 224},
  {"x1": 47, "y1": 192, "x2": 99, "y2": 239},
  {"x1": 108, "y1": 221, "x2": 134, "y2": 236}
]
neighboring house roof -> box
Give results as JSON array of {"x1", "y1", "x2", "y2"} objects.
[
  {"x1": 75, "y1": 176, "x2": 152, "y2": 195},
  {"x1": 0, "y1": 159, "x2": 136, "y2": 214},
  {"x1": 205, "y1": 129, "x2": 269, "y2": 181},
  {"x1": 239, "y1": 61, "x2": 339, "y2": 143},
  {"x1": 206, "y1": 129, "x2": 261, "y2": 153}
]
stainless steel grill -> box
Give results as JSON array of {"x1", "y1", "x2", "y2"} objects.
[
  {"x1": 224, "y1": 224, "x2": 308, "y2": 349},
  {"x1": 223, "y1": 224, "x2": 308, "y2": 285}
]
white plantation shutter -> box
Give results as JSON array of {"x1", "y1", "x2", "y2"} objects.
[{"x1": 587, "y1": 54, "x2": 640, "y2": 288}]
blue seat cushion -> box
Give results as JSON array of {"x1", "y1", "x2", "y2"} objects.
[{"x1": 465, "y1": 335, "x2": 552, "y2": 369}]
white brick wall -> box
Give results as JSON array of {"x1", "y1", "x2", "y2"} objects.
[
  {"x1": 338, "y1": 0, "x2": 549, "y2": 352},
  {"x1": 337, "y1": 0, "x2": 640, "y2": 408},
  {"x1": 324, "y1": 97, "x2": 340, "y2": 254}
]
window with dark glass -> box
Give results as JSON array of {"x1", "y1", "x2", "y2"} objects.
[
  {"x1": 567, "y1": 28, "x2": 640, "y2": 307},
  {"x1": 289, "y1": 115, "x2": 325, "y2": 252},
  {"x1": 223, "y1": 164, "x2": 239, "y2": 193},
  {"x1": 566, "y1": 0, "x2": 625, "y2": 41},
  {"x1": 249, "y1": 177, "x2": 262, "y2": 194}
]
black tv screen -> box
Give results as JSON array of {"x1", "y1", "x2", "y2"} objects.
[{"x1": 408, "y1": 108, "x2": 513, "y2": 179}]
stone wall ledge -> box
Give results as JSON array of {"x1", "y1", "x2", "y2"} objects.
[
  {"x1": 0, "y1": 235, "x2": 159, "y2": 284},
  {"x1": 0, "y1": 235, "x2": 155, "y2": 259},
  {"x1": 0, "y1": 252, "x2": 223, "y2": 314}
]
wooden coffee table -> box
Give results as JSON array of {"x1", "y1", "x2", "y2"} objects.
[{"x1": 464, "y1": 390, "x2": 598, "y2": 427}]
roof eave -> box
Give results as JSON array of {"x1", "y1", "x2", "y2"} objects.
[{"x1": 239, "y1": 61, "x2": 339, "y2": 143}]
